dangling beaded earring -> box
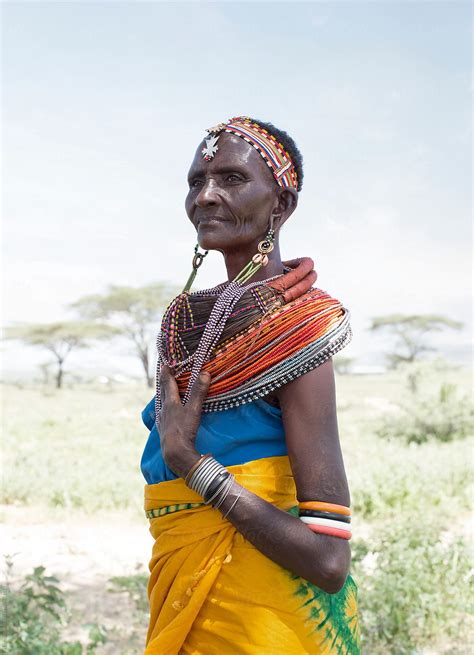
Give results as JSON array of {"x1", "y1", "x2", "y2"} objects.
[
  {"x1": 233, "y1": 217, "x2": 276, "y2": 285},
  {"x1": 182, "y1": 244, "x2": 209, "y2": 293}
]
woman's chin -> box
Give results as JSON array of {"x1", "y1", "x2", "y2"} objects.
[{"x1": 197, "y1": 228, "x2": 230, "y2": 251}]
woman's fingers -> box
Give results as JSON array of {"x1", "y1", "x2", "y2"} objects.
[
  {"x1": 159, "y1": 366, "x2": 211, "y2": 415},
  {"x1": 160, "y1": 365, "x2": 181, "y2": 403},
  {"x1": 187, "y1": 371, "x2": 211, "y2": 413}
]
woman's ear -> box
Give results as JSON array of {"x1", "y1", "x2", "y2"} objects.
[{"x1": 273, "y1": 188, "x2": 298, "y2": 230}]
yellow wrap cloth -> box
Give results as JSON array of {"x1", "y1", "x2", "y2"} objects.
[{"x1": 144, "y1": 456, "x2": 360, "y2": 654}]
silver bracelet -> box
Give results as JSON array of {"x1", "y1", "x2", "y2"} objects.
[
  {"x1": 190, "y1": 458, "x2": 221, "y2": 494},
  {"x1": 205, "y1": 474, "x2": 232, "y2": 505},
  {"x1": 188, "y1": 456, "x2": 227, "y2": 498},
  {"x1": 222, "y1": 484, "x2": 244, "y2": 519},
  {"x1": 213, "y1": 475, "x2": 235, "y2": 510},
  {"x1": 185, "y1": 455, "x2": 240, "y2": 513}
]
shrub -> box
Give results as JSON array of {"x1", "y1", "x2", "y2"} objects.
[
  {"x1": 352, "y1": 522, "x2": 473, "y2": 654},
  {"x1": 0, "y1": 557, "x2": 107, "y2": 654},
  {"x1": 375, "y1": 360, "x2": 473, "y2": 444}
]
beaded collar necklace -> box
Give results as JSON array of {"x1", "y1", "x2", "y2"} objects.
[{"x1": 155, "y1": 258, "x2": 319, "y2": 416}]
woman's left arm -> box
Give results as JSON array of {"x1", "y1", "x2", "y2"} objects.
[{"x1": 160, "y1": 359, "x2": 351, "y2": 594}]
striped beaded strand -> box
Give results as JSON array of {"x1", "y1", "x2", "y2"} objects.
[{"x1": 298, "y1": 500, "x2": 352, "y2": 540}]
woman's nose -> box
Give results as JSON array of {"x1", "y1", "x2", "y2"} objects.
[{"x1": 195, "y1": 179, "x2": 219, "y2": 207}]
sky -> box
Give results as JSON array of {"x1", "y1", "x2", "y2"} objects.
[{"x1": 2, "y1": 0, "x2": 472, "y2": 380}]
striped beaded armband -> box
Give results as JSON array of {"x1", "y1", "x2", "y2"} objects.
[{"x1": 297, "y1": 500, "x2": 352, "y2": 540}]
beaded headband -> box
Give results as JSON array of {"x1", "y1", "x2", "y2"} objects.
[{"x1": 201, "y1": 116, "x2": 298, "y2": 190}]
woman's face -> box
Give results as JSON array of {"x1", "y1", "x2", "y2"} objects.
[{"x1": 185, "y1": 133, "x2": 280, "y2": 253}]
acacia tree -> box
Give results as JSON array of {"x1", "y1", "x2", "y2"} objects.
[
  {"x1": 4, "y1": 321, "x2": 117, "y2": 388},
  {"x1": 369, "y1": 314, "x2": 463, "y2": 369},
  {"x1": 71, "y1": 283, "x2": 180, "y2": 387}
]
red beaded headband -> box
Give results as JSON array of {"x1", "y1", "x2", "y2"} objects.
[{"x1": 201, "y1": 116, "x2": 298, "y2": 190}]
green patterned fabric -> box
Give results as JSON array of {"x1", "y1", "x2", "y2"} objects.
[{"x1": 145, "y1": 501, "x2": 204, "y2": 519}]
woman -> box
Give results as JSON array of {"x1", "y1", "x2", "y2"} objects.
[{"x1": 141, "y1": 117, "x2": 360, "y2": 654}]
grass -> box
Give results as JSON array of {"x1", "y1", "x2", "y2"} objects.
[
  {"x1": 2, "y1": 360, "x2": 473, "y2": 653},
  {"x1": 2, "y1": 382, "x2": 153, "y2": 517},
  {"x1": 337, "y1": 363, "x2": 473, "y2": 526}
]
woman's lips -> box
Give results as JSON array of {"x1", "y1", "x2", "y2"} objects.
[{"x1": 197, "y1": 216, "x2": 229, "y2": 225}]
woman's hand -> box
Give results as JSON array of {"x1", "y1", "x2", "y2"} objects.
[{"x1": 157, "y1": 365, "x2": 212, "y2": 479}]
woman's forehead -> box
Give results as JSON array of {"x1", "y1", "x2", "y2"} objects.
[{"x1": 188, "y1": 132, "x2": 269, "y2": 177}]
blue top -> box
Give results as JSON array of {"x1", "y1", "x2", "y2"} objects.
[{"x1": 140, "y1": 396, "x2": 288, "y2": 484}]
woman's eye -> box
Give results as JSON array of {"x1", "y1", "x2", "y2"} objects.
[
  {"x1": 190, "y1": 179, "x2": 203, "y2": 188},
  {"x1": 226, "y1": 174, "x2": 242, "y2": 183}
]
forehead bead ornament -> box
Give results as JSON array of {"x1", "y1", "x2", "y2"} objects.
[{"x1": 201, "y1": 134, "x2": 220, "y2": 161}]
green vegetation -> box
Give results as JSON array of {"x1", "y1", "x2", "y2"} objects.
[
  {"x1": 2, "y1": 383, "x2": 149, "y2": 515},
  {"x1": 0, "y1": 557, "x2": 107, "y2": 654},
  {"x1": 375, "y1": 359, "x2": 473, "y2": 444},
  {"x1": 2, "y1": 358, "x2": 472, "y2": 653},
  {"x1": 352, "y1": 524, "x2": 473, "y2": 654}
]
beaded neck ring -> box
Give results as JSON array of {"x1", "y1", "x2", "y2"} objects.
[{"x1": 154, "y1": 255, "x2": 352, "y2": 421}]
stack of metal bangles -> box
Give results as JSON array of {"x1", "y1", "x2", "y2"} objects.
[
  {"x1": 185, "y1": 453, "x2": 243, "y2": 519},
  {"x1": 298, "y1": 500, "x2": 352, "y2": 540}
]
